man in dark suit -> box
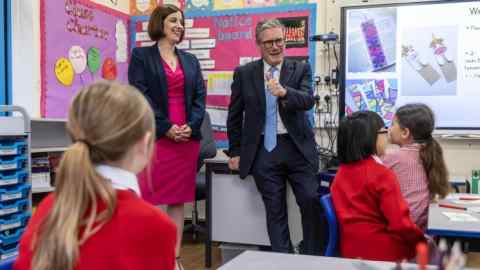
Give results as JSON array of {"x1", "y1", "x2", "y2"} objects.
[{"x1": 227, "y1": 19, "x2": 321, "y2": 255}]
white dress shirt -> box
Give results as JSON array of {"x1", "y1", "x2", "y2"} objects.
[
  {"x1": 96, "y1": 164, "x2": 141, "y2": 196},
  {"x1": 263, "y1": 60, "x2": 288, "y2": 134}
]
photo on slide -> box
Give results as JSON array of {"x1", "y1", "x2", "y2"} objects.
[
  {"x1": 345, "y1": 79, "x2": 398, "y2": 126},
  {"x1": 347, "y1": 8, "x2": 397, "y2": 73},
  {"x1": 401, "y1": 25, "x2": 458, "y2": 96}
]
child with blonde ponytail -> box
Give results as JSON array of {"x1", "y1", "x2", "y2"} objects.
[{"x1": 14, "y1": 81, "x2": 176, "y2": 270}]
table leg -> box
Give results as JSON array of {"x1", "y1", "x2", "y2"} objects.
[{"x1": 205, "y1": 164, "x2": 212, "y2": 268}]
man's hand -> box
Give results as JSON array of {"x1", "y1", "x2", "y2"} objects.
[
  {"x1": 228, "y1": 156, "x2": 240, "y2": 171},
  {"x1": 266, "y1": 78, "x2": 287, "y2": 98}
]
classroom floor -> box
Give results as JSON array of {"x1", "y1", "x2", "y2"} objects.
[
  {"x1": 180, "y1": 230, "x2": 480, "y2": 269},
  {"x1": 182, "y1": 233, "x2": 222, "y2": 270}
]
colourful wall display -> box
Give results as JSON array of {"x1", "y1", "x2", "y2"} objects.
[
  {"x1": 244, "y1": 0, "x2": 276, "y2": 8},
  {"x1": 186, "y1": 0, "x2": 212, "y2": 12},
  {"x1": 130, "y1": 0, "x2": 158, "y2": 15},
  {"x1": 277, "y1": 0, "x2": 308, "y2": 4},
  {"x1": 90, "y1": 0, "x2": 130, "y2": 14},
  {"x1": 161, "y1": 0, "x2": 185, "y2": 9},
  {"x1": 213, "y1": 0, "x2": 244, "y2": 10},
  {"x1": 41, "y1": 0, "x2": 130, "y2": 118}
]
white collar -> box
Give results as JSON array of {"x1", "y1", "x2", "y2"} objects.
[
  {"x1": 95, "y1": 164, "x2": 140, "y2": 196},
  {"x1": 263, "y1": 60, "x2": 282, "y2": 73},
  {"x1": 372, "y1": 155, "x2": 383, "y2": 165}
]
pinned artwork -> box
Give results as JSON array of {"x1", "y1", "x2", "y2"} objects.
[
  {"x1": 68, "y1": 46, "x2": 87, "y2": 74},
  {"x1": 136, "y1": 0, "x2": 151, "y2": 12},
  {"x1": 161, "y1": 0, "x2": 186, "y2": 9},
  {"x1": 87, "y1": 47, "x2": 102, "y2": 74},
  {"x1": 115, "y1": 20, "x2": 128, "y2": 63},
  {"x1": 186, "y1": 0, "x2": 212, "y2": 12},
  {"x1": 213, "y1": 0, "x2": 243, "y2": 10},
  {"x1": 54, "y1": 58, "x2": 75, "y2": 87},
  {"x1": 130, "y1": 0, "x2": 158, "y2": 15},
  {"x1": 102, "y1": 57, "x2": 118, "y2": 80},
  {"x1": 244, "y1": 0, "x2": 275, "y2": 8}
]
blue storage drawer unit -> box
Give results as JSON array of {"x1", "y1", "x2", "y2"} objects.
[
  {"x1": 0, "y1": 227, "x2": 24, "y2": 246},
  {"x1": 0, "y1": 212, "x2": 30, "y2": 232},
  {"x1": 0, "y1": 170, "x2": 28, "y2": 187},
  {"x1": 0, "y1": 244, "x2": 18, "y2": 261},
  {"x1": 0, "y1": 200, "x2": 28, "y2": 217},
  {"x1": 0, "y1": 184, "x2": 30, "y2": 202},
  {"x1": 0, "y1": 156, "x2": 27, "y2": 172},
  {"x1": 0, "y1": 140, "x2": 27, "y2": 156}
]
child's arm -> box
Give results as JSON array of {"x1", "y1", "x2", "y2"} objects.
[{"x1": 375, "y1": 171, "x2": 425, "y2": 245}]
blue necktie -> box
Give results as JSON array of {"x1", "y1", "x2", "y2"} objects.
[{"x1": 264, "y1": 66, "x2": 278, "y2": 152}]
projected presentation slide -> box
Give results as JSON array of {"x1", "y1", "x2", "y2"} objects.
[{"x1": 343, "y1": 1, "x2": 480, "y2": 129}]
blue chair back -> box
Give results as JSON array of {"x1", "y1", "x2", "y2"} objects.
[
  {"x1": 320, "y1": 194, "x2": 338, "y2": 257},
  {"x1": 0, "y1": 256, "x2": 15, "y2": 270},
  {"x1": 317, "y1": 171, "x2": 336, "y2": 196}
]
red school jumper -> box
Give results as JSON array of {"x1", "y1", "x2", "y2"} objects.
[
  {"x1": 331, "y1": 157, "x2": 425, "y2": 261},
  {"x1": 14, "y1": 190, "x2": 177, "y2": 270}
]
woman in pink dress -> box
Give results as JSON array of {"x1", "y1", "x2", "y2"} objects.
[{"x1": 128, "y1": 5, "x2": 206, "y2": 269}]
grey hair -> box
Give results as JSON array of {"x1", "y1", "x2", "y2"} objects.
[{"x1": 255, "y1": 19, "x2": 285, "y2": 44}]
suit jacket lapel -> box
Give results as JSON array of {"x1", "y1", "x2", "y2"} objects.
[
  {"x1": 280, "y1": 59, "x2": 293, "y2": 86},
  {"x1": 151, "y1": 44, "x2": 168, "y2": 111},
  {"x1": 253, "y1": 60, "x2": 266, "y2": 110}
]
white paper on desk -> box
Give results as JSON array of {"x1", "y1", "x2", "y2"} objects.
[
  {"x1": 468, "y1": 207, "x2": 480, "y2": 213},
  {"x1": 451, "y1": 199, "x2": 480, "y2": 205},
  {"x1": 443, "y1": 212, "x2": 479, "y2": 222},
  {"x1": 450, "y1": 194, "x2": 480, "y2": 199}
]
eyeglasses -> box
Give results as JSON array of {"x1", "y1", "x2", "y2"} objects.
[
  {"x1": 377, "y1": 129, "x2": 388, "y2": 134},
  {"x1": 261, "y1": 38, "x2": 285, "y2": 49}
]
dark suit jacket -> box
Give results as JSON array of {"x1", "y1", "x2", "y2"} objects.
[
  {"x1": 227, "y1": 59, "x2": 319, "y2": 179},
  {"x1": 128, "y1": 44, "x2": 206, "y2": 140}
]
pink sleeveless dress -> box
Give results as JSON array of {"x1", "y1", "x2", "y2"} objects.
[{"x1": 139, "y1": 59, "x2": 200, "y2": 205}]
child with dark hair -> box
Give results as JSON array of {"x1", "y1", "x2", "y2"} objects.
[
  {"x1": 383, "y1": 103, "x2": 449, "y2": 231},
  {"x1": 331, "y1": 111, "x2": 424, "y2": 262}
]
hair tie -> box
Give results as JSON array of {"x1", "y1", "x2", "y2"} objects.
[{"x1": 76, "y1": 139, "x2": 92, "y2": 148}]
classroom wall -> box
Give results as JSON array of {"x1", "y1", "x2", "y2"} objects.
[
  {"x1": 11, "y1": 0, "x2": 319, "y2": 119},
  {"x1": 11, "y1": 0, "x2": 480, "y2": 178},
  {"x1": 12, "y1": 0, "x2": 41, "y2": 118}
]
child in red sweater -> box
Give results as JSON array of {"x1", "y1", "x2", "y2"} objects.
[
  {"x1": 383, "y1": 103, "x2": 449, "y2": 231},
  {"x1": 14, "y1": 82, "x2": 177, "y2": 270},
  {"x1": 331, "y1": 111, "x2": 425, "y2": 261}
]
